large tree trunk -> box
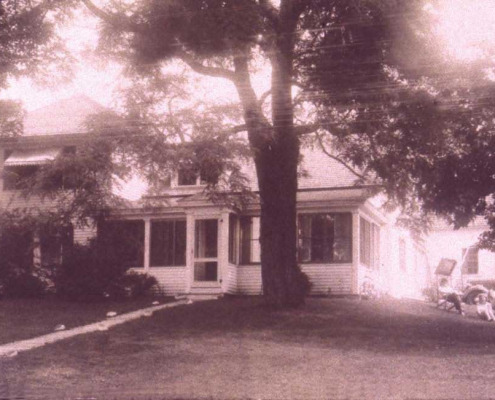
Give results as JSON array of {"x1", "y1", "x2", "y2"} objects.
[
  {"x1": 232, "y1": 1, "x2": 306, "y2": 308},
  {"x1": 254, "y1": 130, "x2": 302, "y2": 307},
  {"x1": 257, "y1": 46, "x2": 303, "y2": 306}
]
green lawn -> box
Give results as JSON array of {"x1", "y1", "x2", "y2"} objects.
[
  {"x1": 0, "y1": 296, "x2": 169, "y2": 345},
  {"x1": 2, "y1": 297, "x2": 495, "y2": 399}
]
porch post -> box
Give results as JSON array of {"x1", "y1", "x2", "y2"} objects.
[
  {"x1": 143, "y1": 218, "x2": 150, "y2": 271},
  {"x1": 185, "y1": 213, "x2": 195, "y2": 294},
  {"x1": 219, "y1": 210, "x2": 230, "y2": 293},
  {"x1": 351, "y1": 211, "x2": 360, "y2": 295}
]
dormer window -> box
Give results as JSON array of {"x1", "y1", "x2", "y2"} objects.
[{"x1": 177, "y1": 168, "x2": 199, "y2": 186}]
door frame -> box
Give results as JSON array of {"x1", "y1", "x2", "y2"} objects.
[{"x1": 190, "y1": 215, "x2": 221, "y2": 288}]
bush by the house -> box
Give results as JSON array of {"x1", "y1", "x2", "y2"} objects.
[
  {"x1": 288, "y1": 268, "x2": 312, "y2": 306},
  {"x1": 56, "y1": 240, "x2": 157, "y2": 301},
  {"x1": 1, "y1": 271, "x2": 46, "y2": 298},
  {"x1": 107, "y1": 271, "x2": 158, "y2": 299},
  {"x1": 0, "y1": 220, "x2": 46, "y2": 298}
]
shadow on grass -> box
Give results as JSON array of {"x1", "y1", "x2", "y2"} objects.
[{"x1": 120, "y1": 296, "x2": 495, "y2": 356}]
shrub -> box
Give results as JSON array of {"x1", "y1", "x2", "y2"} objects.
[
  {"x1": 55, "y1": 240, "x2": 157, "y2": 301},
  {"x1": 55, "y1": 243, "x2": 100, "y2": 300},
  {"x1": 107, "y1": 271, "x2": 158, "y2": 299},
  {"x1": 288, "y1": 268, "x2": 312, "y2": 306},
  {"x1": 1, "y1": 271, "x2": 46, "y2": 298}
]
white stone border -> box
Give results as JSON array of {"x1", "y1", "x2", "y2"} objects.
[{"x1": 0, "y1": 300, "x2": 189, "y2": 358}]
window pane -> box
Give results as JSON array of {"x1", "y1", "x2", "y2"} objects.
[
  {"x1": 334, "y1": 213, "x2": 352, "y2": 263},
  {"x1": 174, "y1": 221, "x2": 186, "y2": 265},
  {"x1": 3, "y1": 165, "x2": 39, "y2": 190},
  {"x1": 194, "y1": 261, "x2": 218, "y2": 281},
  {"x1": 240, "y1": 217, "x2": 251, "y2": 264},
  {"x1": 360, "y1": 217, "x2": 371, "y2": 266},
  {"x1": 251, "y1": 217, "x2": 261, "y2": 263},
  {"x1": 462, "y1": 247, "x2": 479, "y2": 274},
  {"x1": 228, "y1": 215, "x2": 238, "y2": 264},
  {"x1": 178, "y1": 168, "x2": 197, "y2": 186},
  {"x1": 299, "y1": 213, "x2": 352, "y2": 263},
  {"x1": 40, "y1": 224, "x2": 73, "y2": 267},
  {"x1": 373, "y1": 224, "x2": 380, "y2": 270},
  {"x1": 150, "y1": 220, "x2": 186, "y2": 267},
  {"x1": 298, "y1": 215, "x2": 312, "y2": 262},
  {"x1": 195, "y1": 219, "x2": 218, "y2": 258},
  {"x1": 240, "y1": 217, "x2": 260, "y2": 264}
]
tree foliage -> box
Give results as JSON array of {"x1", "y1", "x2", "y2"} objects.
[
  {"x1": 76, "y1": 0, "x2": 495, "y2": 306},
  {"x1": 9, "y1": 0, "x2": 495, "y2": 305}
]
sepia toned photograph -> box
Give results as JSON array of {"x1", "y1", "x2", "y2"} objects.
[{"x1": 1, "y1": 1, "x2": 495, "y2": 399}]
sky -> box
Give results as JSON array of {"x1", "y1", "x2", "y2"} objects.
[{"x1": 1, "y1": 0, "x2": 495, "y2": 199}]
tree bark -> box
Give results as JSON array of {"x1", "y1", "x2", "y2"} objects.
[{"x1": 232, "y1": 1, "x2": 305, "y2": 308}]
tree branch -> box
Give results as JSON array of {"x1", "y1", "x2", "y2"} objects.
[
  {"x1": 82, "y1": 0, "x2": 145, "y2": 33},
  {"x1": 259, "y1": 89, "x2": 271, "y2": 106},
  {"x1": 175, "y1": 48, "x2": 236, "y2": 81},
  {"x1": 314, "y1": 131, "x2": 367, "y2": 180},
  {"x1": 257, "y1": 0, "x2": 279, "y2": 28},
  {"x1": 294, "y1": 124, "x2": 319, "y2": 136}
]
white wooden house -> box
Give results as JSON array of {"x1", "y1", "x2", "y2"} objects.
[
  {"x1": 427, "y1": 217, "x2": 495, "y2": 289},
  {"x1": 0, "y1": 96, "x2": 431, "y2": 298}
]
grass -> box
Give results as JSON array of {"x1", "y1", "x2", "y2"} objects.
[
  {"x1": 0, "y1": 296, "x2": 169, "y2": 345},
  {"x1": 2, "y1": 296, "x2": 495, "y2": 399}
]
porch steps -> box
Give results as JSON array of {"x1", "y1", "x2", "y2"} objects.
[{"x1": 181, "y1": 286, "x2": 224, "y2": 301}]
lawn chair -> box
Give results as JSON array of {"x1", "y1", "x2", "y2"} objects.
[{"x1": 434, "y1": 258, "x2": 458, "y2": 312}]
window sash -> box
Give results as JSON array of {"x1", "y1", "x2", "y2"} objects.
[
  {"x1": 228, "y1": 215, "x2": 238, "y2": 264},
  {"x1": 360, "y1": 217, "x2": 380, "y2": 270},
  {"x1": 240, "y1": 217, "x2": 260, "y2": 264},
  {"x1": 150, "y1": 220, "x2": 186, "y2": 267},
  {"x1": 462, "y1": 247, "x2": 479, "y2": 274},
  {"x1": 298, "y1": 213, "x2": 352, "y2": 264}
]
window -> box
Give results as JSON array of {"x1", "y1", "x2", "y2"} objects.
[
  {"x1": 240, "y1": 216, "x2": 261, "y2": 264},
  {"x1": 360, "y1": 217, "x2": 380, "y2": 269},
  {"x1": 3, "y1": 165, "x2": 40, "y2": 190},
  {"x1": 98, "y1": 220, "x2": 144, "y2": 268},
  {"x1": 150, "y1": 220, "x2": 186, "y2": 267},
  {"x1": 462, "y1": 247, "x2": 479, "y2": 274},
  {"x1": 177, "y1": 168, "x2": 198, "y2": 186},
  {"x1": 228, "y1": 214, "x2": 238, "y2": 264},
  {"x1": 298, "y1": 213, "x2": 352, "y2": 263},
  {"x1": 399, "y1": 238, "x2": 406, "y2": 272},
  {"x1": 39, "y1": 224, "x2": 73, "y2": 267}
]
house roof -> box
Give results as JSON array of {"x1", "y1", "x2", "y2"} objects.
[
  {"x1": 14, "y1": 96, "x2": 371, "y2": 202},
  {"x1": 240, "y1": 148, "x2": 362, "y2": 191},
  {"x1": 23, "y1": 95, "x2": 105, "y2": 136}
]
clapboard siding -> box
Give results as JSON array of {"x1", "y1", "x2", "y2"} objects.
[
  {"x1": 236, "y1": 265, "x2": 263, "y2": 295},
  {"x1": 73, "y1": 225, "x2": 96, "y2": 244},
  {"x1": 357, "y1": 264, "x2": 379, "y2": 294},
  {"x1": 301, "y1": 264, "x2": 353, "y2": 295},
  {"x1": 235, "y1": 263, "x2": 353, "y2": 295},
  {"x1": 139, "y1": 267, "x2": 187, "y2": 295},
  {"x1": 0, "y1": 191, "x2": 53, "y2": 210},
  {"x1": 225, "y1": 263, "x2": 238, "y2": 294}
]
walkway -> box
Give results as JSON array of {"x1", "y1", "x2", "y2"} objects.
[{"x1": 0, "y1": 299, "x2": 189, "y2": 358}]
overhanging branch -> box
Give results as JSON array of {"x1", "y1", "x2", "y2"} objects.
[
  {"x1": 82, "y1": 0, "x2": 145, "y2": 33},
  {"x1": 176, "y1": 49, "x2": 236, "y2": 81},
  {"x1": 314, "y1": 131, "x2": 367, "y2": 180},
  {"x1": 257, "y1": 0, "x2": 279, "y2": 28}
]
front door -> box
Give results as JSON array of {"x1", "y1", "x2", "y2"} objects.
[{"x1": 193, "y1": 219, "x2": 219, "y2": 284}]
